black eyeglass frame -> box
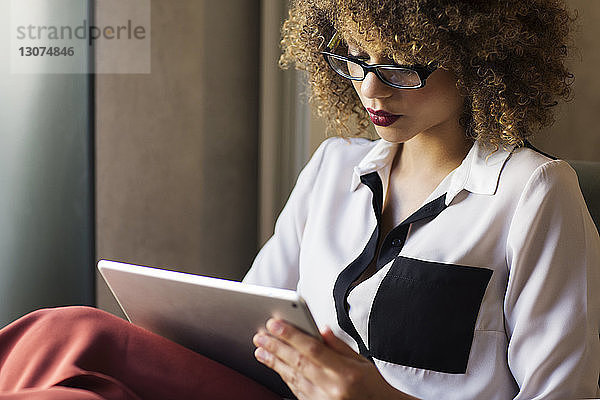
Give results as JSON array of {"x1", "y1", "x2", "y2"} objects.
[{"x1": 320, "y1": 50, "x2": 437, "y2": 89}]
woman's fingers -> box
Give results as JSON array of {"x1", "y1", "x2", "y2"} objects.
[
  {"x1": 253, "y1": 320, "x2": 408, "y2": 400},
  {"x1": 320, "y1": 326, "x2": 360, "y2": 358},
  {"x1": 264, "y1": 319, "x2": 349, "y2": 371},
  {"x1": 253, "y1": 330, "x2": 328, "y2": 387},
  {"x1": 253, "y1": 335, "x2": 321, "y2": 399}
]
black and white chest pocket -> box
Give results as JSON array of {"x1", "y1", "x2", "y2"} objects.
[{"x1": 368, "y1": 256, "x2": 493, "y2": 374}]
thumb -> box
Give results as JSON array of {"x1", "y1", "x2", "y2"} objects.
[{"x1": 320, "y1": 326, "x2": 360, "y2": 358}]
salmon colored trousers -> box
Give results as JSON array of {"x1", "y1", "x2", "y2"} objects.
[{"x1": 0, "y1": 306, "x2": 282, "y2": 400}]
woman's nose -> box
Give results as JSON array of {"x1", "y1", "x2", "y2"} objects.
[{"x1": 359, "y1": 71, "x2": 394, "y2": 100}]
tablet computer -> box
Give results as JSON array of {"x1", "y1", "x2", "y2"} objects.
[{"x1": 97, "y1": 260, "x2": 320, "y2": 398}]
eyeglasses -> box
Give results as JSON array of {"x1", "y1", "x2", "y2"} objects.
[{"x1": 320, "y1": 32, "x2": 437, "y2": 89}]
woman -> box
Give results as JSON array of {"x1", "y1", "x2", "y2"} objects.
[
  {"x1": 0, "y1": 0, "x2": 598, "y2": 399},
  {"x1": 245, "y1": 0, "x2": 599, "y2": 399}
]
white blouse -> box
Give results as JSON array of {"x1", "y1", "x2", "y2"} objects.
[{"x1": 243, "y1": 137, "x2": 600, "y2": 400}]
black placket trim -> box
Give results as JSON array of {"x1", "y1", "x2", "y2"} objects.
[
  {"x1": 376, "y1": 195, "x2": 447, "y2": 269},
  {"x1": 333, "y1": 172, "x2": 382, "y2": 360},
  {"x1": 332, "y1": 171, "x2": 448, "y2": 361}
]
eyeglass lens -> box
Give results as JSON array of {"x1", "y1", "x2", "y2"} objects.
[{"x1": 326, "y1": 54, "x2": 423, "y2": 88}]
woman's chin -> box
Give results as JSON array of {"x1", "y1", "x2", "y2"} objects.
[{"x1": 373, "y1": 125, "x2": 417, "y2": 144}]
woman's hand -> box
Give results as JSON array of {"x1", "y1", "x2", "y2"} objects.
[{"x1": 253, "y1": 319, "x2": 418, "y2": 400}]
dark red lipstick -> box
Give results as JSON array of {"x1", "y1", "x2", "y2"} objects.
[{"x1": 366, "y1": 108, "x2": 401, "y2": 127}]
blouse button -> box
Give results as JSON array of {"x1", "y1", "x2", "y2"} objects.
[{"x1": 391, "y1": 238, "x2": 403, "y2": 247}]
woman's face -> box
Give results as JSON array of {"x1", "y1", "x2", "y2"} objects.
[{"x1": 348, "y1": 45, "x2": 465, "y2": 144}]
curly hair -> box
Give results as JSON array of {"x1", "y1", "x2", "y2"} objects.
[{"x1": 279, "y1": 0, "x2": 576, "y2": 149}]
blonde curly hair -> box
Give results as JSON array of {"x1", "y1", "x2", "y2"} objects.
[{"x1": 279, "y1": 0, "x2": 576, "y2": 149}]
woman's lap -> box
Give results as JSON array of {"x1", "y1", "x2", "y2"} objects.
[{"x1": 0, "y1": 306, "x2": 280, "y2": 400}]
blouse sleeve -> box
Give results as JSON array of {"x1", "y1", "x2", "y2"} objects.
[
  {"x1": 242, "y1": 138, "x2": 331, "y2": 290},
  {"x1": 504, "y1": 160, "x2": 600, "y2": 399}
]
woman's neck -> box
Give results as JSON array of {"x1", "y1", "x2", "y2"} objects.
[{"x1": 391, "y1": 124, "x2": 473, "y2": 181}]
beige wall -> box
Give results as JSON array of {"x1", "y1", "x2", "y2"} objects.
[{"x1": 96, "y1": 1, "x2": 260, "y2": 315}]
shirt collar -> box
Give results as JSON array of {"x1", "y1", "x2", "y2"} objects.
[
  {"x1": 350, "y1": 139, "x2": 398, "y2": 194},
  {"x1": 350, "y1": 139, "x2": 514, "y2": 205}
]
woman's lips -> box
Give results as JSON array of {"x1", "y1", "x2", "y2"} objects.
[{"x1": 366, "y1": 108, "x2": 402, "y2": 127}]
